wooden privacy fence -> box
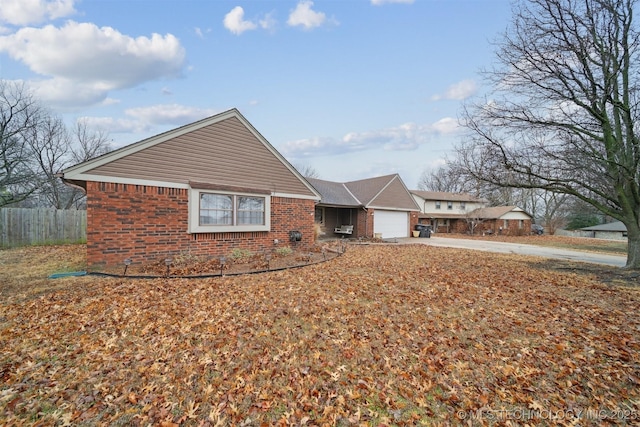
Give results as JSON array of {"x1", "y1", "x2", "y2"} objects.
[{"x1": 0, "y1": 208, "x2": 87, "y2": 247}]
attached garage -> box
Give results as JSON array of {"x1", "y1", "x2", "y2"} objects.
[
  {"x1": 374, "y1": 210, "x2": 409, "y2": 238},
  {"x1": 308, "y1": 174, "x2": 420, "y2": 239}
]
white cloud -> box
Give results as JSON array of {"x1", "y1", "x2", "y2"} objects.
[
  {"x1": 80, "y1": 104, "x2": 220, "y2": 136},
  {"x1": 280, "y1": 118, "x2": 460, "y2": 158},
  {"x1": 432, "y1": 79, "x2": 478, "y2": 101},
  {"x1": 223, "y1": 6, "x2": 278, "y2": 35},
  {"x1": 194, "y1": 26, "x2": 212, "y2": 39},
  {"x1": 344, "y1": 122, "x2": 430, "y2": 151},
  {"x1": 287, "y1": 1, "x2": 329, "y2": 30},
  {"x1": 370, "y1": 0, "x2": 414, "y2": 5},
  {"x1": 431, "y1": 117, "x2": 459, "y2": 134},
  {"x1": 0, "y1": 0, "x2": 77, "y2": 26},
  {"x1": 79, "y1": 116, "x2": 146, "y2": 134},
  {"x1": 223, "y1": 6, "x2": 257, "y2": 35},
  {"x1": 124, "y1": 104, "x2": 219, "y2": 126},
  {"x1": 0, "y1": 21, "x2": 185, "y2": 107},
  {"x1": 259, "y1": 11, "x2": 277, "y2": 32},
  {"x1": 100, "y1": 97, "x2": 120, "y2": 106},
  {"x1": 29, "y1": 79, "x2": 109, "y2": 106},
  {"x1": 281, "y1": 136, "x2": 336, "y2": 157}
]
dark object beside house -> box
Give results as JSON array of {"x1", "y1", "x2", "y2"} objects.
[
  {"x1": 531, "y1": 224, "x2": 544, "y2": 235},
  {"x1": 415, "y1": 224, "x2": 432, "y2": 238}
]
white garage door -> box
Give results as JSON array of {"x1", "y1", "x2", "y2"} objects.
[{"x1": 374, "y1": 210, "x2": 409, "y2": 238}]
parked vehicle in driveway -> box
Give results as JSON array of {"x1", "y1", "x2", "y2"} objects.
[{"x1": 531, "y1": 224, "x2": 544, "y2": 235}]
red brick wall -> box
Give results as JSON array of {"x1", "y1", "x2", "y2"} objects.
[
  {"x1": 409, "y1": 211, "x2": 419, "y2": 235},
  {"x1": 479, "y1": 219, "x2": 532, "y2": 236},
  {"x1": 355, "y1": 208, "x2": 374, "y2": 238},
  {"x1": 85, "y1": 181, "x2": 316, "y2": 268},
  {"x1": 450, "y1": 219, "x2": 466, "y2": 234}
]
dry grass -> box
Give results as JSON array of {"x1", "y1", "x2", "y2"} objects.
[
  {"x1": 1, "y1": 244, "x2": 639, "y2": 426},
  {"x1": 0, "y1": 245, "x2": 87, "y2": 302}
]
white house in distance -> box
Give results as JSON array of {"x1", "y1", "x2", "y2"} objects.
[
  {"x1": 410, "y1": 190, "x2": 533, "y2": 235},
  {"x1": 411, "y1": 191, "x2": 486, "y2": 233}
]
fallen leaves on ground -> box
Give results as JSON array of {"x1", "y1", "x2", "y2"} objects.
[{"x1": 1, "y1": 244, "x2": 639, "y2": 426}]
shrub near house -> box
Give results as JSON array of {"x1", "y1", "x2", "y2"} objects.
[{"x1": 61, "y1": 109, "x2": 321, "y2": 268}]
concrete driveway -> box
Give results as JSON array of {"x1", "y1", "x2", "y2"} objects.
[{"x1": 399, "y1": 236, "x2": 627, "y2": 267}]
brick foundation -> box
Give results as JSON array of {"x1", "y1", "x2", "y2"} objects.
[{"x1": 86, "y1": 181, "x2": 316, "y2": 268}]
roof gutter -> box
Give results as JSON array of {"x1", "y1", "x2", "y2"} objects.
[{"x1": 56, "y1": 173, "x2": 87, "y2": 193}]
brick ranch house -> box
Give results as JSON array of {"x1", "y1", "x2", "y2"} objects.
[
  {"x1": 411, "y1": 190, "x2": 533, "y2": 235},
  {"x1": 308, "y1": 175, "x2": 420, "y2": 239},
  {"x1": 470, "y1": 206, "x2": 533, "y2": 236},
  {"x1": 61, "y1": 109, "x2": 321, "y2": 268}
]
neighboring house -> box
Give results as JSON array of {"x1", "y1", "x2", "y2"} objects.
[
  {"x1": 410, "y1": 190, "x2": 533, "y2": 235},
  {"x1": 581, "y1": 221, "x2": 628, "y2": 240},
  {"x1": 410, "y1": 190, "x2": 487, "y2": 233},
  {"x1": 61, "y1": 109, "x2": 321, "y2": 268},
  {"x1": 308, "y1": 175, "x2": 420, "y2": 239},
  {"x1": 470, "y1": 206, "x2": 533, "y2": 236}
]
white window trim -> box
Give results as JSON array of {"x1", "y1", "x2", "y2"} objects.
[{"x1": 189, "y1": 188, "x2": 271, "y2": 233}]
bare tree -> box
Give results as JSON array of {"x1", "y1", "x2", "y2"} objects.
[
  {"x1": 532, "y1": 191, "x2": 572, "y2": 234},
  {"x1": 293, "y1": 163, "x2": 320, "y2": 179},
  {"x1": 418, "y1": 166, "x2": 470, "y2": 192},
  {"x1": 26, "y1": 115, "x2": 74, "y2": 209},
  {"x1": 0, "y1": 80, "x2": 112, "y2": 209},
  {"x1": 464, "y1": 210, "x2": 484, "y2": 235},
  {"x1": 0, "y1": 81, "x2": 44, "y2": 206},
  {"x1": 457, "y1": 0, "x2": 640, "y2": 269},
  {"x1": 24, "y1": 116, "x2": 112, "y2": 209},
  {"x1": 71, "y1": 119, "x2": 111, "y2": 163}
]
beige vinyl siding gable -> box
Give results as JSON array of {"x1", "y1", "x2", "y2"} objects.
[
  {"x1": 87, "y1": 116, "x2": 316, "y2": 197},
  {"x1": 344, "y1": 175, "x2": 396, "y2": 206},
  {"x1": 368, "y1": 177, "x2": 420, "y2": 211}
]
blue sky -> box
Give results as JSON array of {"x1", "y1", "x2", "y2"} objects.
[{"x1": 0, "y1": 0, "x2": 513, "y2": 187}]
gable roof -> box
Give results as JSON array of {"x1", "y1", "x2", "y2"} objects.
[
  {"x1": 469, "y1": 206, "x2": 530, "y2": 219},
  {"x1": 308, "y1": 174, "x2": 420, "y2": 211},
  {"x1": 306, "y1": 178, "x2": 361, "y2": 206},
  {"x1": 581, "y1": 221, "x2": 627, "y2": 232},
  {"x1": 410, "y1": 190, "x2": 486, "y2": 203},
  {"x1": 62, "y1": 108, "x2": 320, "y2": 200}
]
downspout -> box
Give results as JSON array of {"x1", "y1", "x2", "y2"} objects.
[{"x1": 362, "y1": 206, "x2": 369, "y2": 238}]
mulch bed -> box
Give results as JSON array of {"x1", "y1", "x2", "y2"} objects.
[{"x1": 93, "y1": 240, "x2": 349, "y2": 278}]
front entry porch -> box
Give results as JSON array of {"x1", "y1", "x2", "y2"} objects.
[{"x1": 315, "y1": 206, "x2": 369, "y2": 239}]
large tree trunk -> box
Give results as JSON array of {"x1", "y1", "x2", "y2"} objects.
[
  {"x1": 625, "y1": 225, "x2": 640, "y2": 269},
  {"x1": 456, "y1": 0, "x2": 640, "y2": 271}
]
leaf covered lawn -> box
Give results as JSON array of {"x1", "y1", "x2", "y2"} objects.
[{"x1": 1, "y1": 244, "x2": 639, "y2": 426}]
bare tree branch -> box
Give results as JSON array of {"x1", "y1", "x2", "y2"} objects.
[
  {"x1": 0, "y1": 81, "x2": 43, "y2": 206},
  {"x1": 455, "y1": 0, "x2": 640, "y2": 268}
]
